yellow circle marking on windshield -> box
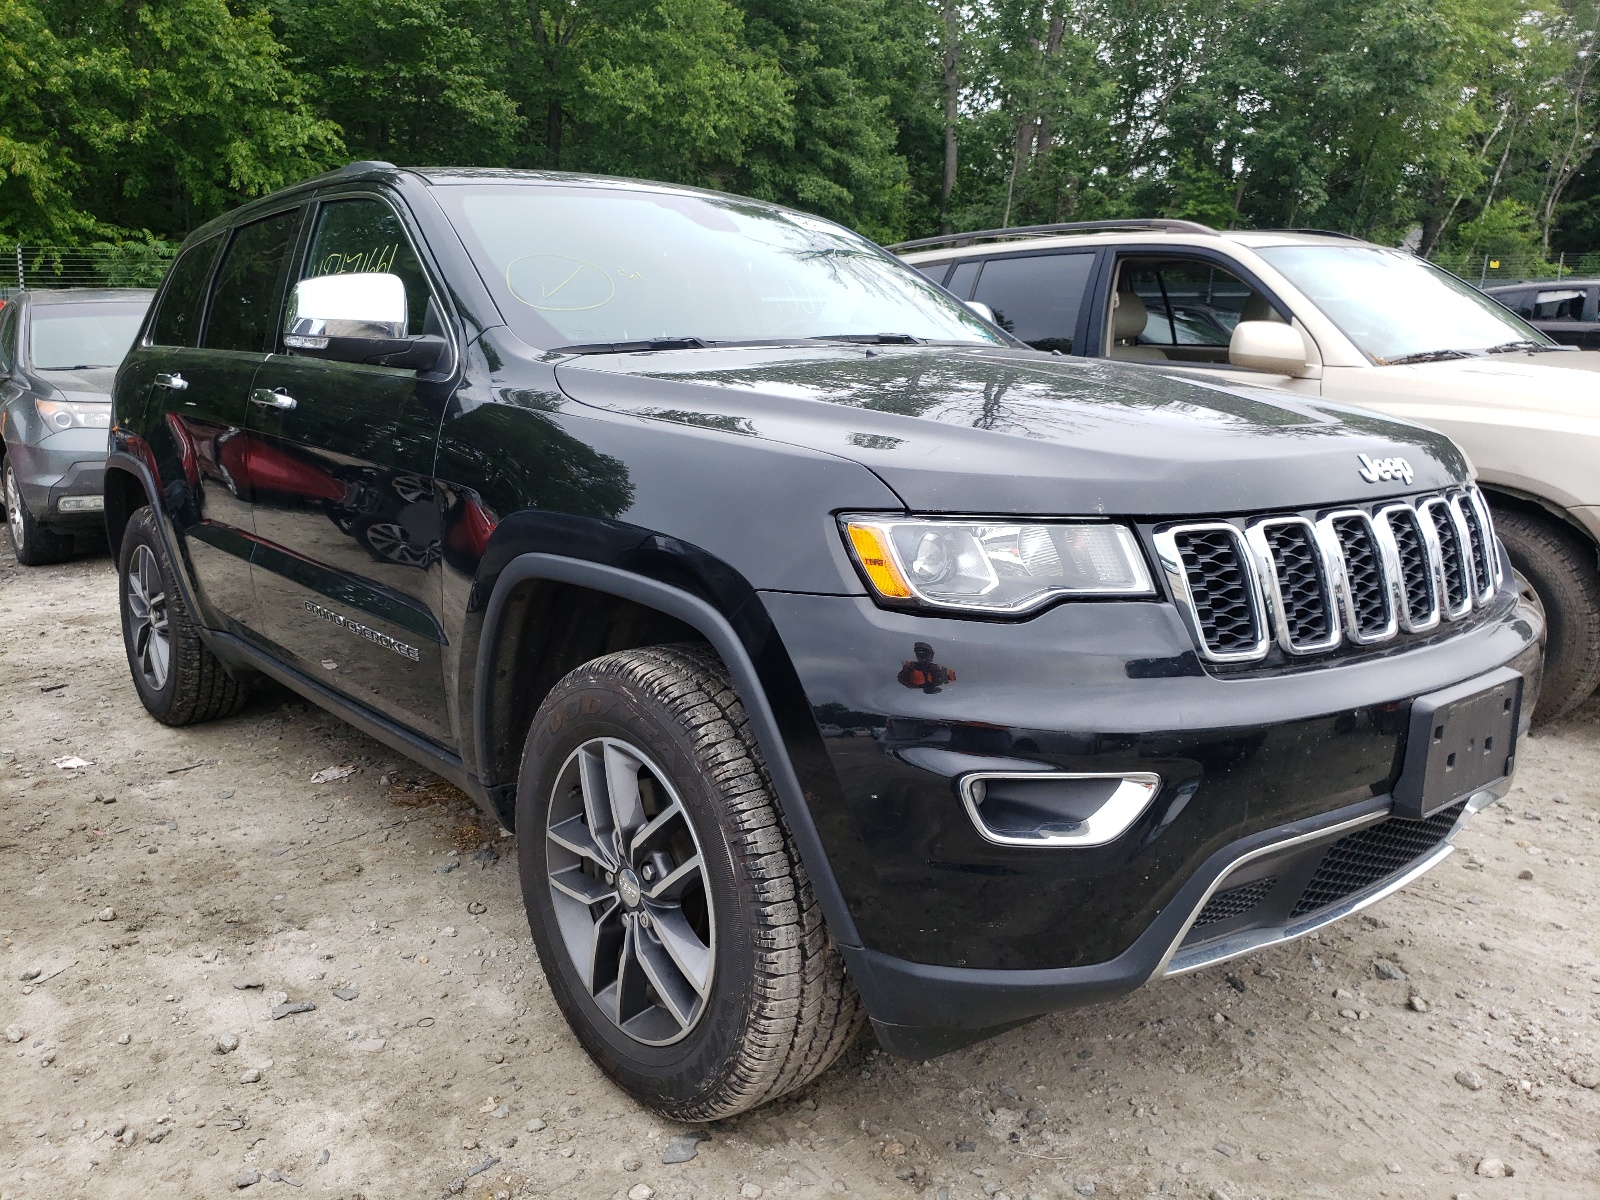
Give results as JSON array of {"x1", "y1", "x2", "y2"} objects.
[{"x1": 505, "y1": 254, "x2": 616, "y2": 312}]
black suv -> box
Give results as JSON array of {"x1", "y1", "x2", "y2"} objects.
[{"x1": 107, "y1": 164, "x2": 1542, "y2": 1119}]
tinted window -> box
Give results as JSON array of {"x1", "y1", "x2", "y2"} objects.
[
  {"x1": 30, "y1": 301, "x2": 151, "y2": 369},
  {"x1": 204, "y1": 210, "x2": 301, "y2": 353},
  {"x1": 302, "y1": 198, "x2": 431, "y2": 335},
  {"x1": 913, "y1": 261, "x2": 951, "y2": 285},
  {"x1": 947, "y1": 260, "x2": 980, "y2": 300},
  {"x1": 149, "y1": 237, "x2": 221, "y2": 347},
  {"x1": 972, "y1": 253, "x2": 1095, "y2": 352}
]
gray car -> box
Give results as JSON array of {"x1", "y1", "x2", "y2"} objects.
[{"x1": 0, "y1": 288, "x2": 153, "y2": 564}]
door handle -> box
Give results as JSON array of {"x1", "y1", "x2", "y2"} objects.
[
  {"x1": 250, "y1": 387, "x2": 297, "y2": 411},
  {"x1": 154, "y1": 373, "x2": 188, "y2": 391}
]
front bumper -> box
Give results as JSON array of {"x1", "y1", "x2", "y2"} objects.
[
  {"x1": 5, "y1": 437, "x2": 107, "y2": 529},
  {"x1": 759, "y1": 576, "x2": 1541, "y2": 1055}
]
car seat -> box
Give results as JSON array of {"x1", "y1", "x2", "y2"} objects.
[{"x1": 1112, "y1": 290, "x2": 1167, "y2": 360}]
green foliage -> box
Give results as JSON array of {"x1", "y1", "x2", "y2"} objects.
[{"x1": 0, "y1": 0, "x2": 1596, "y2": 255}]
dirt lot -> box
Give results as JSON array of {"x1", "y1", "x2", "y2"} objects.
[{"x1": 1, "y1": 543, "x2": 1596, "y2": 1200}]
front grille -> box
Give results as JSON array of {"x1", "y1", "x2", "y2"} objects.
[
  {"x1": 1331, "y1": 515, "x2": 1390, "y2": 638},
  {"x1": 1261, "y1": 524, "x2": 1331, "y2": 646},
  {"x1": 1157, "y1": 487, "x2": 1497, "y2": 664},
  {"x1": 1290, "y1": 802, "x2": 1465, "y2": 917},
  {"x1": 1172, "y1": 528, "x2": 1261, "y2": 656},
  {"x1": 1193, "y1": 876, "x2": 1278, "y2": 928},
  {"x1": 1385, "y1": 508, "x2": 1435, "y2": 623}
]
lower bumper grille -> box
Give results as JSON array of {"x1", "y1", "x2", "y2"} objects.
[
  {"x1": 1289, "y1": 802, "x2": 1465, "y2": 918},
  {"x1": 1192, "y1": 876, "x2": 1278, "y2": 928}
]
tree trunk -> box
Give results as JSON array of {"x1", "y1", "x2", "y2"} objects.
[{"x1": 941, "y1": 2, "x2": 960, "y2": 233}]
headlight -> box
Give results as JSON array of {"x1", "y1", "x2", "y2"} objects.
[
  {"x1": 842, "y1": 515, "x2": 1155, "y2": 613},
  {"x1": 36, "y1": 399, "x2": 111, "y2": 431}
]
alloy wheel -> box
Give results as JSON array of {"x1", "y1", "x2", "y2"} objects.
[
  {"x1": 545, "y1": 737, "x2": 715, "y2": 1046},
  {"x1": 4, "y1": 463, "x2": 23, "y2": 550},
  {"x1": 126, "y1": 544, "x2": 172, "y2": 691}
]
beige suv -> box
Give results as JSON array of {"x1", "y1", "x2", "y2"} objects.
[{"x1": 896, "y1": 221, "x2": 1600, "y2": 719}]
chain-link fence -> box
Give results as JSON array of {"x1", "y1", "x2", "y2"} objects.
[
  {"x1": 1427, "y1": 250, "x2": 1600, "y2": 287},
  {"x1": 0, "y1": 243, "x2": 178, "y2": 299}
]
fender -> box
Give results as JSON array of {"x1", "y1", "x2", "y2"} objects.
[
  {"x1": 103, "y1": 442, "x2": 210, "y2": 630},
  {"x1": 473, "y1": 551, "x2": 864, "y2": 950}
]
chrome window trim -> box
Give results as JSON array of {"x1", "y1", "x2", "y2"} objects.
[
  {"x1": 1373, "y1": 503, "x2": 1441, "y2": 633},
  {"x1": 1417, "y1": 496, "x2": 1474, "y2": 620},
  {"x1": 1152, "y1": 522, "x2": 1271, "y2": 663},
  {"x1": 957, "y1": 772, "x2": 1164, "y2": 848},
  {"x1": 1243, "y1": 516, "x2": 1341, "y2": 655},
  {"x1": 1315, "y1": 508, "x2": 1399, "y2": 645}
]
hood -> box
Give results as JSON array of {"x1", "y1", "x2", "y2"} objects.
[
  {"x1": 1363, "y1": 353, "x2": 1600, "y2": 416},
  {"x1": 34, "y1": 366, "x2": 118, "y2": 400},
  {"x1": 555, "y1": 345, "x2": 1469, "y2": 516}
]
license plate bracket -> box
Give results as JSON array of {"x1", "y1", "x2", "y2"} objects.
[{"x1": 1392, "y1": 666, "x2": 1522, "y2": 819}]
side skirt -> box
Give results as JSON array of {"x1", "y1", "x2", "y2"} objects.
[{"x1": 205, "y1": 628, "x2": 491, "y2": 813}]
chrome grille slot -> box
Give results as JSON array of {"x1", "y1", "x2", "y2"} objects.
[
  {"x1": 1420, "y1": 497, "x2": 1471, "y2": 618},
  {"x1": 1453, "y1": 494, "x2": 1494, "y2": 600},
  {"x1": 1247, "y1": 517, "x2": 1338, "y2": 654},
  {"x1": 1324, "y1": 512, "x2": 1397, "y2": 643},
  {"x1": 1168, "y1": 527, "x2": 1264, "y2": 659},
  {"x1": 1378, "y1": 505, "x2": 1439, "y2": 632}
]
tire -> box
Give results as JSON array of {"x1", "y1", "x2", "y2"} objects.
[
  {"x1": 3, "y1": 455, "x2": 74, "y2": 566},
  {"x1": 516, "y1": 644, "x2": 863, "y2": 1119},
  {"x1": 1493, "y1": 507, "x2": 1600, "y2": 722},
  {"x1": 117, "y1": 505, "x2": 251, "y2": 725}
]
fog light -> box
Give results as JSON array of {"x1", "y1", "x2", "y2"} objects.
[
  {"x1": 57, "y1": 495, "x2": 104, "y2": 513},
  {"x1": 960, "y1": 772, "x2": 1162, "y2": 847}
]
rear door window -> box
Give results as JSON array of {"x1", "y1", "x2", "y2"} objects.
[
  {"x1": 970, "y1": 252, "x2": 1096, "y2": 353},
  {"x1": 148, "y1": 235, "x2": 221, "y2": 348},
  {"x1": 1530, "y1": 288, "x2": 1586, "y2": 320},
  {"x1": 203, "y1": 210, "x2": 302, "y2": 353}
]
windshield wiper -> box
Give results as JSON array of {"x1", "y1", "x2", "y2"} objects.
[
  {"x1": 806, "y1": 333, "x2": 922, "y2": 345},
  {"x1": 1378, "y1": 349, "x2": 1477, "y2": 365},
  {"x1": 1483, "y1": 340, "x2": 1562, "y2": 354},
  {"x1": 551, "y1": 336, "x2": 709, "y2": 355}
]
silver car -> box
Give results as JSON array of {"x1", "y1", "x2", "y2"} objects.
[{"x1": 0, "y1": 288, "x2": 153, "y2": 564}]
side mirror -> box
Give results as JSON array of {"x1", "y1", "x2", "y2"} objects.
[
  {"x1": 284, "y1": 273, "x2": 445, "y2": 372},
  {"x1": 965, "y1": 300, "x2": 997, "y2": 324},
  {"x1": 1229, "y1": 320, "x2": 1313, "y2": 377}
]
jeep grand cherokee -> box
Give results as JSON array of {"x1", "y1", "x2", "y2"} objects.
[{"x1": 105, "y1": 164, "x2": 1542, "y2": 1119}]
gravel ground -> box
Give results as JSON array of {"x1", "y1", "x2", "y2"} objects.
[{"x1": 1, "y1": 544, "x2": 1597, "y2": 1200}]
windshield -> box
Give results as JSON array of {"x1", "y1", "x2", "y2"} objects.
[
  {"x1": 436, "y1": 184, "x2": 1004, "y2": 350},
  {"x1": 1253, "y1": 245, "x2": 1553, "y2": 363},
  {"x1": 29, "y1": 301, "x2": 149, "y2": 370}
]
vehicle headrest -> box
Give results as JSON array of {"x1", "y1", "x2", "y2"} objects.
[
  {"x1": 1114, "y1": 290, "x2": 1148, "y2": 340},
  {"x1": 1241, "y1": 292, "x2": 1285, "y2": 323}
]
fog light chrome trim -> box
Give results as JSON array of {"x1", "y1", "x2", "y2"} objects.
[
  {"x1": 958, "y1": 772, "x2": 1163, "y2": 848},
  {"x1": 57, "y1": 495, "x2": 104, "y2": 513}
]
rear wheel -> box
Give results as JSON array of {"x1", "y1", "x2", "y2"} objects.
[
  {"x1": 118, "y1": 506, "x2": 251, "y2": 725},
  {"x1": 3, "y1": 456, "x2": 74, "y2": 566},
  {"x1": 1493, "y1": 507, "x2": 1600, "y2": 721},
  {"x1": 516, "y1": 644, "x2": 862, "y2": 1119}
]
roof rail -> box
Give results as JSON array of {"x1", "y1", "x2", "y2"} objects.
[
  {"x1": 343, "y1": 160, "x2": 398, "y2": 172},
  {"x1": 886, "y1": 218, "x2": 1217, "y2": 254},
  {"x1": 1267, "y1": 228, "x2": 1364, "y2": 241}
]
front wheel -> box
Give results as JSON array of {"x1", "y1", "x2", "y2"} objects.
[
  {"x1": 3, "y1": 456, "x2": 74, "y2": 566},
  {"x1": 516, "y1": 645, "x2": 862, "y2": 1119},
  {"x1": 1494, "y1": 507, "x2": 1600, "y2": 722}
]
